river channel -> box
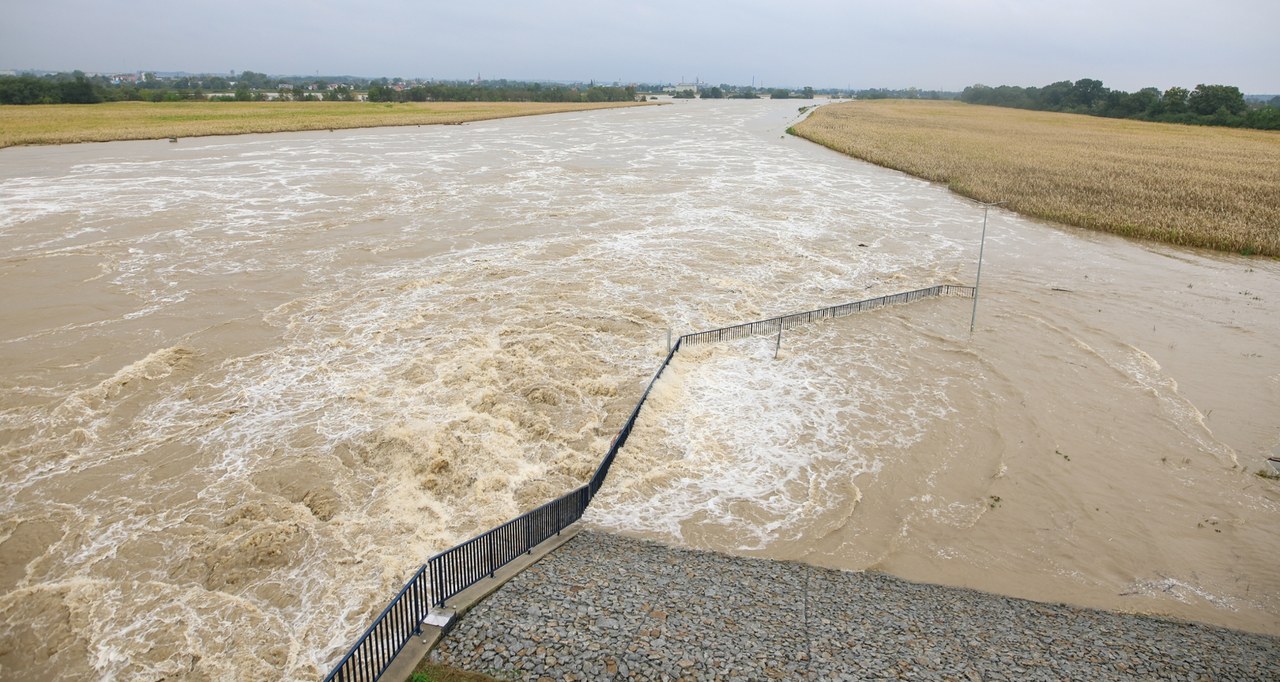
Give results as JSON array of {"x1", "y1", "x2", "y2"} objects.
[{"x1": 1, "y1": 99, "x2": 1277, "y2": 679}]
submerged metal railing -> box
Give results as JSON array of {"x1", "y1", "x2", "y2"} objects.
[
  {"x1": 681, "y1": 284, "x2": 973, "y2": 346},
  {"x1": 321, "y1": 285, "x2": 965, "y2": 681}
]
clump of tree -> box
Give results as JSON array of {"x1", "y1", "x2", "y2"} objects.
[
  {"x1": 0, "y1": 73, "x2": 104, "y2": 104},
  {"x1": 0, "y1": 69, "x2": 367, "y2": 104},
  {"x1": 960, "y1": 78, "x2": 1279, "y2": 130},
  {"x1": 766, "y1": 87, "x2": 816, "y2": 99},
  {"x1": 366, "y1": 80, "x2": 635, "y2": 103},
  {"x1": 854, "y1": 87, "x2": 957, "y2": 100}
]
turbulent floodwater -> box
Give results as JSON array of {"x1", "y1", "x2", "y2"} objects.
[{"x1": 1, "y1": 100, "x2": 1277, "y2": 679}]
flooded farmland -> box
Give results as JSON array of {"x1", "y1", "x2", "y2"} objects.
[{"x1": 1, "y1": 99, "x2": 1277, "y2": 680}]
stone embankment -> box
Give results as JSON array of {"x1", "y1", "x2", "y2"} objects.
[{"x1": 430, "y1": 531, "x2": 1279, "y2": 681}]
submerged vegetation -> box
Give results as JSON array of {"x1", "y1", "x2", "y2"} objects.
[
  {"x1": 0, "y1": 100, "x2": 646, "y2": 148},
  {"x1": 793, "y1": 100, "x2": 1280, "y2": 257}
]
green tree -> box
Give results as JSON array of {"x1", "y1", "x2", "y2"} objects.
[
  {"x1": 326, "y1": 85, "x2": 354, "y2": 101},
  {"x1": 1038, "y1": 80, "x2": 1074, "y2": 109},
  {"x1": 0, "y1": 76, "x2": 57, "y2": 104},
  {"x1": 1187, "y1": 84, "x2": 1246, "y2": 116},
  {"x1": 1243, "y1": 106, "x2": 1280, "y2": 130},
  {"x1": 1131, "y1": 87, "x2": 1161, "y2": 114},
  {"x1": 59, "y1": 74, "x2": 102, "y2": 104},
  {"x1": 1160, "y1": 86, "x2": 1189, "y2": 114},
  {"x1": 237, "y1": 71, "x2": 272, "y2": 89},
  {"x1": 366, "y1": 84, "x2": 387, "y2": 101},
  {"x1": 1067, "y1": 78, "x2": 1108, "y2": 111}
]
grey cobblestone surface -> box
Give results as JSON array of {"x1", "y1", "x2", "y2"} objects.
[{"x1": 429, "y1": 531, "x2": 1279, "y2": 681}]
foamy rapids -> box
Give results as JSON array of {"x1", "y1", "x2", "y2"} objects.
[{"x1": 1, "y1": 100, "x2": 1278, "y2": 679}]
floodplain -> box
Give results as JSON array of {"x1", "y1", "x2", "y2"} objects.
[
  {"x1": 792, "y1": 100, "x2": 1280, "y2": 256},
  {"x1": 0, "y1": 100, "x2": 647, "y2": 148}
]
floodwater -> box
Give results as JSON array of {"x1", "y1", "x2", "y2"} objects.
[{"x1": 0, "y1": 100, "x2": 1277, "y2": 680}]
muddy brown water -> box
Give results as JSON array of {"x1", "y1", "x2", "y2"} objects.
[{"x1": 1, "y1": 100, "x2": 1277, "y2": 680}]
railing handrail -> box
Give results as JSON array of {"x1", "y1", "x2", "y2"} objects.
[
  {"x1": 320, "y1": 283, "x2": 969, "y2": 681},
  {"x1": 590, "y1": 338, "x2": 681, "y2": 497},
  {"x1": 680, "y1": 284, "x2": 973, "y2": 346},
  {"x1": 322, "y1": 564, "x2": 429, "y2": 682}
]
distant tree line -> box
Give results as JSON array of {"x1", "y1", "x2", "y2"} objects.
[
  {"x1": 961, "y1": 79, "x2": 1280, "y2": 130},
  {"x1": 364, "y1": 81, "x2": 636, "y2": 103},
  {"x1": 677, "y1": 84, "x2": 822, "y2": 99},
  {"x1": 0, "y1": 71, "x2": 639, "y2": 105},
  {"x1": 0, "y1": 70, "x2": 369, "y2": 104},
  {"x1": 0, "y1": 74, "x2": 108, "y2": 104},
  {"x1": 853, "y1": 87, "x2": 957, "y2": 100}
]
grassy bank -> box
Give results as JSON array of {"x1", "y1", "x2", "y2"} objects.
[
  {"x1": 0, "y1": 100, "x2": 649, "y2": 149},
  {"x1": 792, "y1": 100, "x2": 1280, "y2": 257}
]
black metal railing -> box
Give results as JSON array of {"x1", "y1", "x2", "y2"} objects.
[
  {"x1": 322, "y1": 565, "x2": 430, "y2": 682},
  {"x1": 321, "y1": 285, "x2": 964, "y2": 681},
  {"x1": 590, "y1": 339, "x2": 681, "y2": 497},
  {"x1": 427, "y1": 486, "x2": 589, "y2": 608},
  {"x1": 680, "y1": 285, "x2": 973, "y2": 346}
]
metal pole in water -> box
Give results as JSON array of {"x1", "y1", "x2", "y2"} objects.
[
  {"x1": 667, "y1": 328, "x2": 672, "y2": 354},
  {"x1": 774, "y1": 323, "x2": 783, "y2": 359},
  {"x1": 970, "y1": 200, "x2": 1006, "y2": 334}
]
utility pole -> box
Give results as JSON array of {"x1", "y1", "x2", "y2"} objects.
[{"x1": 970, "y1": 200, "x2": 1006, "y2": 334}]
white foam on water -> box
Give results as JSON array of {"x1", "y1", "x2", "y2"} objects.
[
  {"x1": 588, "y1": 320, "x2": 955, "y2": 551},
  {"x1": 4, "y1": 99, "x2": 1278, "y2": 678},
  {"x1": 1103, "y1": 343, "x2": 1239, "y2": 466},
  {"x1": 1126, "y1": 576, "x2": 1242, "y2": 611}
]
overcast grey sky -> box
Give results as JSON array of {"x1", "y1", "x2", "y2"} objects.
[{"x1": 2, "y1": 0, "x2": 1277, "y2": 92}]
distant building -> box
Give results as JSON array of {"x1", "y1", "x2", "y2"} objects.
[{"x1": 664, "y1": 82, "x2": 699, "y2": 95}]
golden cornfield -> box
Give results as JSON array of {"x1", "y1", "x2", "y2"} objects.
[
  {"x1": 0, "y1": 100, "x2": 646, "y2": 149},
  {"x1": 793, "y1": 100, "x2": 1280, "y2": 257}
]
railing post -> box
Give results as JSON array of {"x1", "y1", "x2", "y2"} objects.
[{"x1": 487, "y1": 532, "x2": 497, "y2": 578}]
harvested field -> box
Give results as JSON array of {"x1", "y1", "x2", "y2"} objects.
[
  {"x1": 0, "y1": 100, "x2": 648, "y2": 149},
  {"x1": 793, "y1": 100, "x2": 1280, "y2": 256}
]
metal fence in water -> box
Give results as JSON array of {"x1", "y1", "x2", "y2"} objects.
[
  {"x1": 590, "y1": 338, "x2": 682, "y2": 498},
  {"x1": 322, "y1": 341, "x2": 683, "y2": 681},
  {"x1": 681, "y1": 285, "x2": 974, "y2": 346},
  {"x1": 321, "y1": 286, "x2": 966, "y2": 681}
]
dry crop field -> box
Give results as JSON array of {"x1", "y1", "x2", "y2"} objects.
[
  {"x1": 0, "y1": 100, "x2": 647, "y2": 149},
  {"x1": 793, "y1": 100, "x2": 1280, "y2": 257}
]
